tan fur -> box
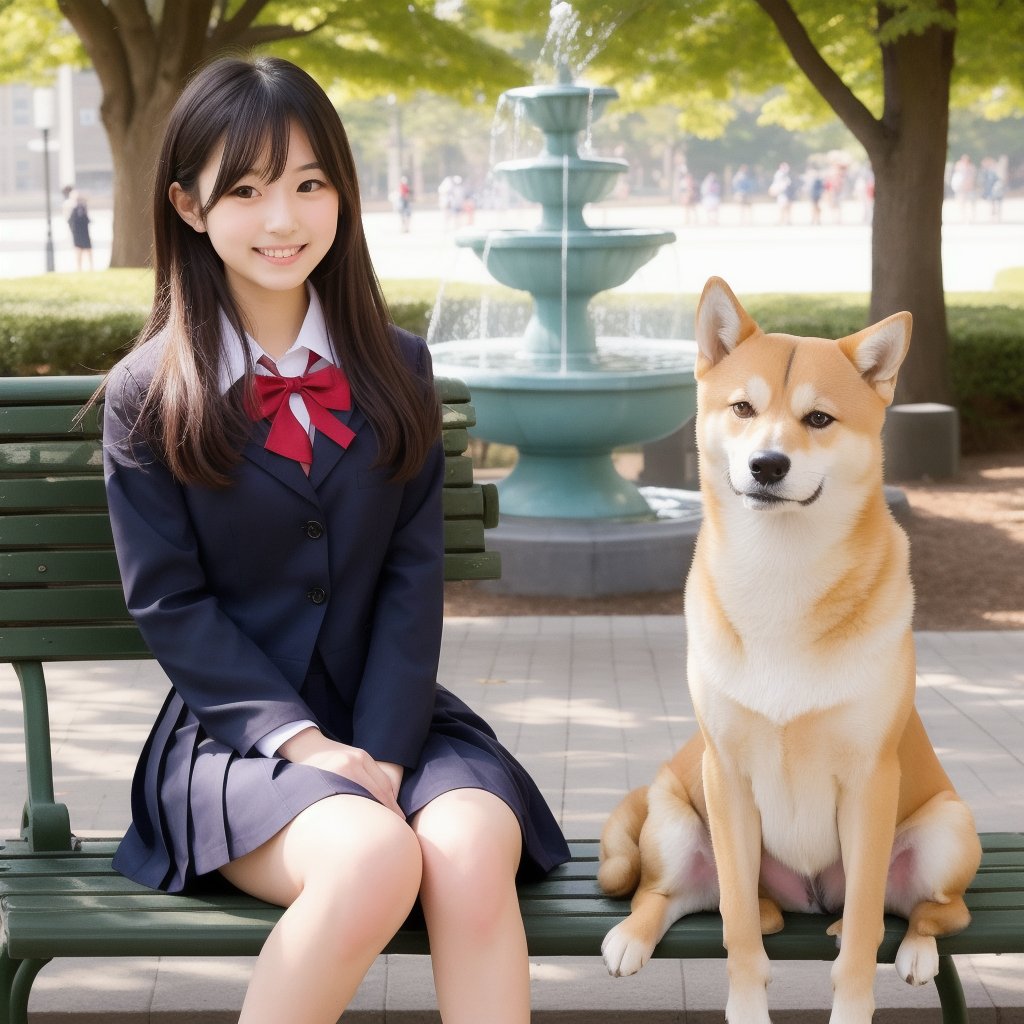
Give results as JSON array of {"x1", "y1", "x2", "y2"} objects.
[{"x1": 599, "y1": 278, "x2": 982, "y2": 1023}]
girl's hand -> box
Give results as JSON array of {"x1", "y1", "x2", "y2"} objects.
[
  {"x1": 376, "y1": 760, "x2": 404, "y2": 802},
  {"x1": 279, "y1": 728, "x2": 404, "y2": 817}
]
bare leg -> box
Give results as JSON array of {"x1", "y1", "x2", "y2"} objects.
[
  {"x1": 220, "y1": 794, "x2": 422, "y2": 1024},
  {"x1": 412, "y1": 789, "x2": 528, "y2": 1024}
]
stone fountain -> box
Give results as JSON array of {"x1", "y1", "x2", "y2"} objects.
[{"x1": 429, "y1": 59, "x2": 699, "y2": 596}]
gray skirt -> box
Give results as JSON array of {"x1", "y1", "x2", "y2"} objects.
[{"x1": 112, "y1": 661, "x2": 570, "y2": 893}]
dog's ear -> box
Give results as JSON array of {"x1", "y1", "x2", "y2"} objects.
[
  {"x1": 694, "y1": 277, "x2": 760, "y2": 376},
  {"x1": 838, "y1": 312, "x2": 912, "y2": 405}
]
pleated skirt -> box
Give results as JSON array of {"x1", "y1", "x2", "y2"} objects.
[{"x1": 113, "y1": 660, "x2": 570, "y2": 893}]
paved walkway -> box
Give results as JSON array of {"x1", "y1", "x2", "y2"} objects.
[
  {"x1": 2, "y1": 620, "x2": 1022, "y2": 1021},
  {"x1": 2, "y1": 196, "x2": 1022, "y2": 293}
]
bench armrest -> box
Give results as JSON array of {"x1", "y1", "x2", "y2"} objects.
[{"x1": 13, "y1": 661, "x2": 73, "y2": 852}]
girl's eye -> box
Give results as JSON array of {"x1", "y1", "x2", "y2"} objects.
[
  {"x1": 232, "y1": 185, "x2": 258, "y2": 199},
  {"x1": 805, "y1": 410, "x2": 835, "y2": 429},
  {"x1": 731, "y1": 401, "x2": 755, "y2": 419},
  {"x1": 297, "y1": 179, "x2": 325, "y2": 193}
]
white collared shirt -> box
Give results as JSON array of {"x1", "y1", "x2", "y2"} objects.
[
  {"x1": 218, "y1": 283, "x2": 337, "y2": 436},
  {"x1": 219, "y1": 284, "x2": 334, "y2": 758}
]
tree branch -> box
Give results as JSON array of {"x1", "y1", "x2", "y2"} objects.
[
  {"x1": 232, "y1": 21, "x2": 330, "y2": 48},
  {"x1": 753, "y1": 0, "x2": 885, "y2": 154},
  {"x1": 158, "y1": 0, "x2": 216, "y2": 83},
  {"x1": 106, "y1": 0, "x2": 158, "y2": 104},
  {"x1": 57, "y1": 0, "x2": 133, "y2": 131},
  {"x1": 208, "y1": 0, "x2": 272, "y2": 50}
]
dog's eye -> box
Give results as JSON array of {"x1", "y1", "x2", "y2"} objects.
[
  {"x1": 731, "y1": 401, "x2": 755, "y2": 419},
  {"x1": 805, "y1": 410, "x2": 834, "y2": 429}
]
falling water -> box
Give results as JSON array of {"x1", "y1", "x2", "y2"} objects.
[
  {"x1": 538, "y1": 1, "x2": 622, "y2": 84},
  {"x1": 560, "y1": 152, "x2": 570, "y2": 374},
  {"x1": 488, "y1": 94, "x2": 508, "y2": 171},
  {"x1": 478, "y1": 234, "x2": 496, "y2": 364},
  {"x1": 583, "y1": 87, "x2": 596, "y2": 153},
  {"x1": 425, "y1": 279, "x2": 446, "y2": 347}
]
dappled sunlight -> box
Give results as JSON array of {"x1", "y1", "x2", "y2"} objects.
[{"x1": 493, "y1": 696, "x2": 638, "y2": 728}]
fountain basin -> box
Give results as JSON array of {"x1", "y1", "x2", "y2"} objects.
[
  {"x1": 505, "y1": 84, "x2": 617, "y2": 138},
  {"x1": 455, "y1": 227, "x2": 675, "y2": 297},
  {"x1": 431, "y1": 337, "x2": 697, "y2": 518},
  {"x1": 497, "y1": 156, "x2": 626, "y2": 215}
]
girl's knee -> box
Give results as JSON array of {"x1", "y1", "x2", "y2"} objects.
[
  {"x1": 295, "y1": 796, "x2": 422, "y2": 897},
  {"x1": 414, "y1": 790, "x2": 523, "y2": 929}
]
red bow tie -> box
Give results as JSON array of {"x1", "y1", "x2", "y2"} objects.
[{"x1": 247, "y1": 355, "x2": 356, "y2": 465}]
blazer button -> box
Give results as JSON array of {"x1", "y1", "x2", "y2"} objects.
[
  {"x1": 307, "y1": 587, "x2": 327, "y2": 605},
  {"x1": 305, "y1": 520, "x2": 324, "y2": 539}
]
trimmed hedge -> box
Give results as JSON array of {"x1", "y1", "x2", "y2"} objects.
[{"x1": 1, "y1": 270, "x2": 1020, "y2": 452}]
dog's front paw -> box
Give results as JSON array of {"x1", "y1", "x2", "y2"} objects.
[
  {"x1": 725, "y1": 987, "x2": 772, "y2": 1023},
  {"x1": 895, "y1": 933, "x2": 939, "y2": 986},
  {"x1": 601, "y1": 921, "x2": 655, "y2": 977}
]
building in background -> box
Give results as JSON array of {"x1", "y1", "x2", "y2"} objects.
[{"x1": 0, "y1": 67, "x2": 112, "y2": 211}]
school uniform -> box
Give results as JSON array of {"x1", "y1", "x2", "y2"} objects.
[{"x1": 103, "y1": 291, "x2": 569, "y2": 893}]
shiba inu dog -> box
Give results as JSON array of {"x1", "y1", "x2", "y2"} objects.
[{"x1": 598, "y1": 278, "x2": 982, "y2": 1022}]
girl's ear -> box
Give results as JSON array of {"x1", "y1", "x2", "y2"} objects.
[
  {"x1": 694, "y1": 276, "x2": 760, "y2": 377},
  {"x1": 168, "y1": 182, "x2": 206, "y2": 233}
]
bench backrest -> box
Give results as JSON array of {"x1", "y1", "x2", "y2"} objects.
[
  {"x1": 0, "y1": 373, "x2": 498, "y2": 852},
  {"x1": 0, "y1": 374, "x2": 499, "y2": 664}
]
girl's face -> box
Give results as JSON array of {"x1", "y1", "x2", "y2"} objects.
[{"x1": 170, "y1": 122, "x2": 339, "y2": 311}]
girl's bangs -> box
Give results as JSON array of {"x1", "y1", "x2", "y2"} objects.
[{"x1": 201, "y1": 94, "x2": 293, "y2": 214}]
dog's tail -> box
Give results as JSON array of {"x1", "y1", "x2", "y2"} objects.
[{"x1": 597, "y1": 786, "x2": 648, "y2": 897}]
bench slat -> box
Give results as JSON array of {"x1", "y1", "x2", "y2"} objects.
[
  {"x1": 443, "y1": 457, "x2": 473, "y2": 487},
  {"x1": 442, "y1": 486, "x2": 484, "y2": 519},
  {"x1": 0, "y1": 476, "x2": 107, "y2": 510},
  {"x1": 0, "y1": 513, "x2": 114, "y2": 548},
  {"x1": 0, "y1": 550, "x2": 122, "y2": 584},
  {"x1": 0, "y1": 587, "x2": 129, "y2": 624},
  {"x1": 0, "y1": 625, "x2": 150, "y2": 660},
  {"x1": 0, "y1": 375, "x2": 103, "y2": 404},
  {"x1": 442, "y1": 551, "x2": 501, "y2": 581},
  {"x1": 0, "y1": 404, "x2": 101, "y2": 437},
  {"x1": 442, "y1": 520, "x2": 485, "y2": 553}
]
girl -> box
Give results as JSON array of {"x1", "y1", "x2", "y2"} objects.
[{"x1": 102, "y1": 55, "x2": 569, "y2": 1024}]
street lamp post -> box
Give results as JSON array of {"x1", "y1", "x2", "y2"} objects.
[{"x1": 33, "y1": 88, "x2": 56, "y2": 273}]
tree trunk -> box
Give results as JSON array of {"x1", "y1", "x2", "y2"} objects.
[
  {"x1": 867, "y1": 6, "x2": 956, "y2": 405},
  {"x1": 105, "y1": 96, "x2": 175, "y2": 268}
]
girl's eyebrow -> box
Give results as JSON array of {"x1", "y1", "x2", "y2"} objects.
[{"x1": 295, "y1": 161, "x2": 321, "y2": 171}]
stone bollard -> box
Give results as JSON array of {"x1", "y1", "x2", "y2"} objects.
[
  {"x1": 639, "y1": 416, "x2": 700, "y2": 489},
  {"x1": 882, "y1": 403, "x2": 960, "y2": 482}
]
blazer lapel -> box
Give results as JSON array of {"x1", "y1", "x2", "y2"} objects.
[
  {"x1": 309, "y1": 405, "x2": 365, "y2": 489},
  {"x1": 242, "y1": 419, "x2": 319, "y2": 502}
]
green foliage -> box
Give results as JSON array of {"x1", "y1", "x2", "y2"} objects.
[
  {"x1": 0, "y1": 271, "x2": 152, "y2": 375},
  {"x1": 0, "y1": 1, "x2": 525, "y2": 104},
  {"x1": 2, "y1": 274, "x2": 1019, "y2": 453}
]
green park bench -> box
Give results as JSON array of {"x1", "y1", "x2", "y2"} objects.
[{"x1": 1, "y1": 374, "x2": 1022, "y2": 1023}]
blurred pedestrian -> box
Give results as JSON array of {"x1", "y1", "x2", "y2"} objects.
[{"x1": 67, "y1": 190, "x2": 93, "y2": 271}]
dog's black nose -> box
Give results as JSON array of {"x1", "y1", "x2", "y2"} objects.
[{"x1": 749, "y1": 450, "x2": 791, "y2": 485}]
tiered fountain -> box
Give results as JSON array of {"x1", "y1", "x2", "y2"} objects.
[{"x1": 430, "y1": 43, "x2": 699, "y2": 595}]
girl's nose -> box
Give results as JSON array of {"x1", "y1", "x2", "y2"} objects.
[{"x1": 264, "y1": 194, "x2": 298, "y2": 234}]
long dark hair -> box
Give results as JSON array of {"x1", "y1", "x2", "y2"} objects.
[{"x1": 131, "y1": 55, "x2": 437, "y2": 486}]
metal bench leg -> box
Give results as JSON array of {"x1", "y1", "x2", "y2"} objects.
[
  {"x1": 934, "y1": 954, "x2": 968, "y2": 1024},
  {"x1": 8, "y1": 957, "x2": 49, "y2": 1024},
  {"x1": 0, "y1": 949, "x2": 17, "y2": 1024}
]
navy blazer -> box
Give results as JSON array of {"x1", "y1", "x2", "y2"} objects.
[{"x1": 103, "y1": 328, "x2": 444, "y2": 771}]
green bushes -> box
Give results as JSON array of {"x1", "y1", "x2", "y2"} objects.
[
  {"x1": 1, "y1": 271, "x2": 1020, "y2": 452},
  {"x1": 0, "y1": 271, "x2": 152, "y2": 376}
]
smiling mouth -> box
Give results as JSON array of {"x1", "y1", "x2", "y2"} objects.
[{"x1": 254, "y1": 245, "x2": 305, "y2": 260}]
